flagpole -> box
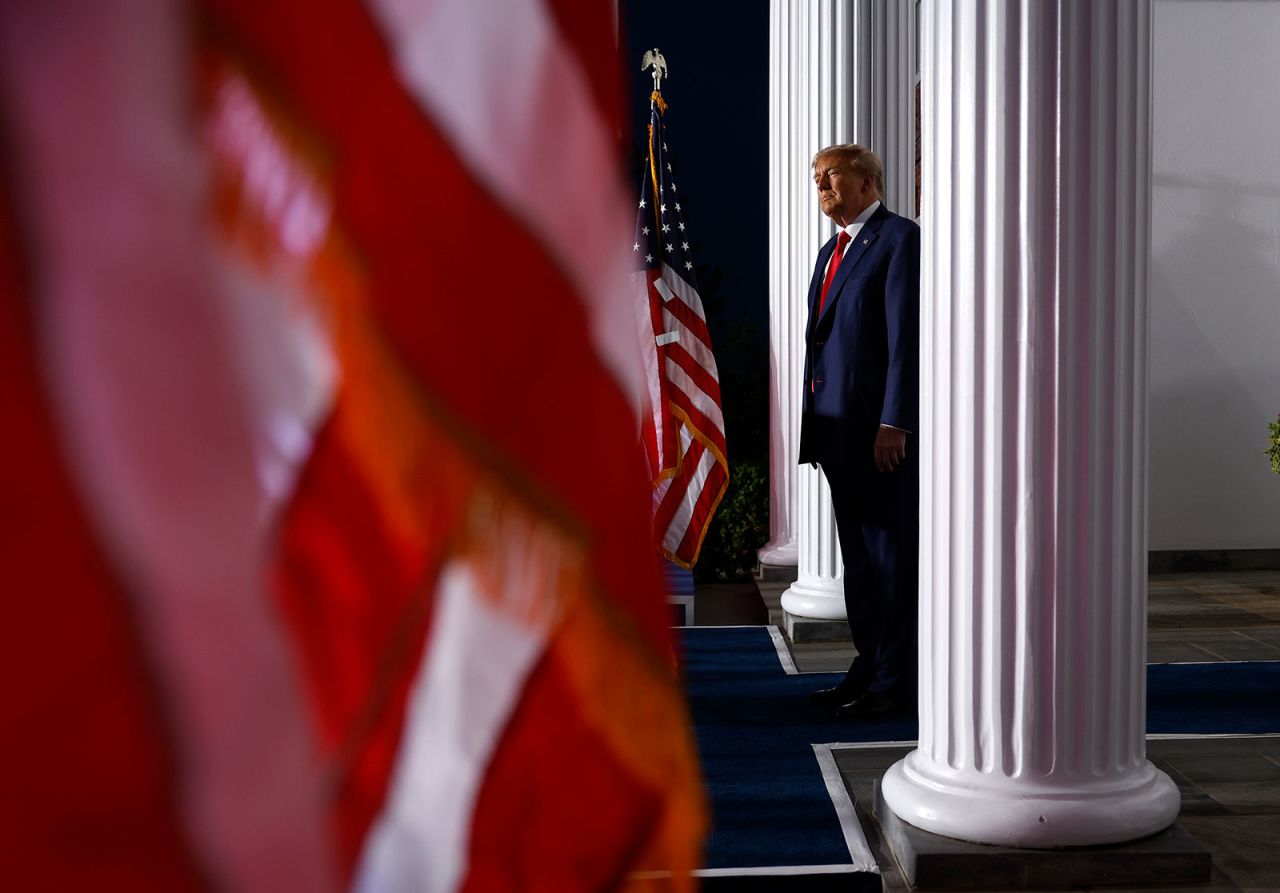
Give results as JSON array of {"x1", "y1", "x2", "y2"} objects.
[{"x1": 642, "y1": 48, "x2": 668, "y2": 242}]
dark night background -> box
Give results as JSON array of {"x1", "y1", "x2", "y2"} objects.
[
  {"x1": 619, "y1": 1, "x2": 772, "y2": 579},
  {"x1": 619, "y1": 0, "x2": 769, "y2": 334}
]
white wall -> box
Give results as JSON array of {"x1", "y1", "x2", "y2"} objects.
[{"x1": 1149, "y1": 0, "x2": 1280, "y2": 550}]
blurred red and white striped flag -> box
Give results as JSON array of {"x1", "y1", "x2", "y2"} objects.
[
  {"x1": 634, "y1": 93, "x2": 730, "y2": 569},
  {"x1": 0, "y1": 1, "x2": 704, "y2": 890}
]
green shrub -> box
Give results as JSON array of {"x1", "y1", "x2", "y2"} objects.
[
  {"x1": 694, "y1": 459, "x2": 769, "y2": 583},
  {"x1": 1268, "y1": 414, "x2": 1280, "y2": 475}
]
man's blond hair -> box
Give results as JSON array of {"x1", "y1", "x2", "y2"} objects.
[{"x1": 812, "y1": 144, "x2": 885, "y2": 200}]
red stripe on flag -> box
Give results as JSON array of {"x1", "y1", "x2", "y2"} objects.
[
  {"x1": 462, "y1": 655, "x2": 663, "y2": 893},
  {"x1": 647, "y1": 271, "x2": 679, "y2": 472},
  {"x1": 0, "y1": 189, "x2": 211, "y2": 893},
  {"x1": 651, "y1": 438, "x2": 707, "y2": 538},
  {"x1": 541, "y1": 0, "x2": 622, "y2": 132},
  {"x1": 674, "y1": 457, "x2": 729, "y2": 562},
  {"x1": 659, "y1": 284, "x2": 714, "y2": 349},
  {"x1": 272, "y1": 407, "x2": 431, "y2": 750},
  {"x1": 269, "y1": 411, "x2": 445, "y2": 872},
  {"x1": 667, "y1": 388, "x2": 728, "y2": 458},
  {"x1": 667, "y1": 343, "x2": 724, "y2": 404}
]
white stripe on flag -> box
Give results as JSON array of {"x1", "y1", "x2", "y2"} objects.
[
  {"x1": 650, "y1": 423, "x2": 693, "y2": 512},
  {"x1": 205, "y1": 73, "x2": 339, "y2": 520},
  {"x1": 658, "y1": 442, "x2": 716, "y2": 552},
  {"x1": 354, "y1": 559, "x2": 550, "y2": 893},
  {"x1": 661, "y1": 306, "x2": 719, "y2": 372},
  {"x1": 664, "y1": 357, "x2": 726, "y2": 432},
  {"x1": 635, "y1": 271, "x2": 667, "y2": 471},
  {"x1": 650, "y1": 274, "x2": 680, "y2": 305},
  {"x1": 367, "y1": 0, "x2": 642, "y2": 407},
  {"x1": 657, "y1": 264, "x2": 709, "y2": 316}
]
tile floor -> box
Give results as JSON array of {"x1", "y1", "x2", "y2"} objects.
[{"x1": 695, "y1": 569, "x2": 1280, "y2": 891}]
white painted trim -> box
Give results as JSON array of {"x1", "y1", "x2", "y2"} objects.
[
  {"x1": 827, "y1": 739, "x2": 919, "y2": 751},
  {"x1": 697, "y1": 864, "x2": 866, "y2": 877},
  {"x1": 822, "y1": 733, "x2": 1280, "y2": 751},
  {"x1": 672, "y1": 624, "x2": 766, "y2": 629},
  {"x1": 812, "y1": 744, "x2": 879, "y2": 874},
  {"x1": 1153, "y1": 659, "x2": 1280, "y2": 666},
  {"x1": 633, "y1": 864, "x2": 869, "y2": 880},
  {"x1": 673, "y1": 624, "x2": 852, "y2": 676},
  {"x1": 1147, "y1": 732, "x2": 1280, "y2": 741},
  {"x1": 667, "y1": 594, "x2": 694, "y2": 627},
  {"x1": 769, "y1": 624, "x2": 799, "y2": 675},
  {"x1": 671, "y1": 624, "x2": 811, "y2": 675}
]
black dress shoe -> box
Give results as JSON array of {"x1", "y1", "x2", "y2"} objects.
[
  {"x1": 834, "y1": 690, "x2": 897, "y2": 717},
  {"x1": 808, "y1": 683, "x2": 866, "y2": 706}
]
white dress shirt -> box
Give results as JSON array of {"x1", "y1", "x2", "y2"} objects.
[{"x1": 823, "y1": 199, "x2": 881, "y2": 278}]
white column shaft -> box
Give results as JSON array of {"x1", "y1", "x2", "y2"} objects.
[
  {"x1": 882, "y1": 0, "x2": 1178, "y2": 848},
  {"x1": 760, "y1": 0, "x2": 801, "y2": 568},
  {"x1": 772, "y1": 0, "x2": 916, "y2": 616}
]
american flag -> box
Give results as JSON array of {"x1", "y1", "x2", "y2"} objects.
[
  {"x1": 635, "y1": 94, "x2": 730, "y2": 569},
  {"x1": 0, "y1": 1, "x2": 704, "y2": 890}
]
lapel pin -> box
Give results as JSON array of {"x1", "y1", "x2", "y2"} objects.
[{"x1": 862, "y1": 238, "x2": 870, "y2": 245}]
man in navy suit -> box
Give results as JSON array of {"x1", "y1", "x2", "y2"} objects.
[{"x1": 800, "y1": 144, "x2": 920, "y2": 717}]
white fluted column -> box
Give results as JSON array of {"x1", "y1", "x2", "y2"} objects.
[
  {"x1": 758, "y1": 0, "x2": 804, "y2": 570},
  {"x1": 881, "y1": 0, "x2": 1179, "y2": 847},
  {"x1": 771, "y1": 0, "x2": 916, "y2": 617}
]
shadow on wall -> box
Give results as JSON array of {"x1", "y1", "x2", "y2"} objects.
[{"x1": 1148, "y1": 172, "x2": 1280, "y2": 550}]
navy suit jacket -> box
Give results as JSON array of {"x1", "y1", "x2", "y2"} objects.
[{"x1": 798, "y1": 203, "x2": 920, "y2": 474}]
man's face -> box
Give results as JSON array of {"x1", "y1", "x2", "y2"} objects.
[{"x1": 814, "y1": 156, "x2": 875, "y2": 226}]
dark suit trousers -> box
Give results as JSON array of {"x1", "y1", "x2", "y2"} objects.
[{"x1": 821, "y1": 455, "x2": 918, "y2": 697}]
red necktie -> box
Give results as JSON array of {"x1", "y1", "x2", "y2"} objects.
[{"x1": 819, "y1": 230, "x2": 851, "y2": 315}]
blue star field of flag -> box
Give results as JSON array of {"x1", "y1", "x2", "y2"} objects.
[{"x1": 633, "y1": 102, "x2": 697, "y2": 281}]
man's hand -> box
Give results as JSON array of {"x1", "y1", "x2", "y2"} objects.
[{"x1": 874, "y1": 425, "x2": 908, "y2": 472}]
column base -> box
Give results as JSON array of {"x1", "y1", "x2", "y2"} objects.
[
  {"x1": 783, "y1": 612, "x2": 852, "y2": 644},
  {"x1": 757, "y1": 563, "x2": 799, "y2": 584},
  {"x1": 756, "y1": 539, "x2": 799, "y2": 571},
  {"x1": 881, "y1": 751, "x2": 1182, "y2": 849},
  {"x1": 779, "y1": 579, "x2": 848, "y2": 642},
  {"x1": 757, "y1": 537, "x2": 798, "y2": 583},
  {"x1": 778, "y1": 579, "x2": 845, "y2": 620},
  {"x1": 874, "y1": 781, "x2": 1209, "y2": 890},
  {"x1": 756, "y1": 546, "x2": 799, "y2": 583}
]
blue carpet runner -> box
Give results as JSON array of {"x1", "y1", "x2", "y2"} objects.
[{"x1": 680, "y1": 626, "x2": 1280, "y2": 875}]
